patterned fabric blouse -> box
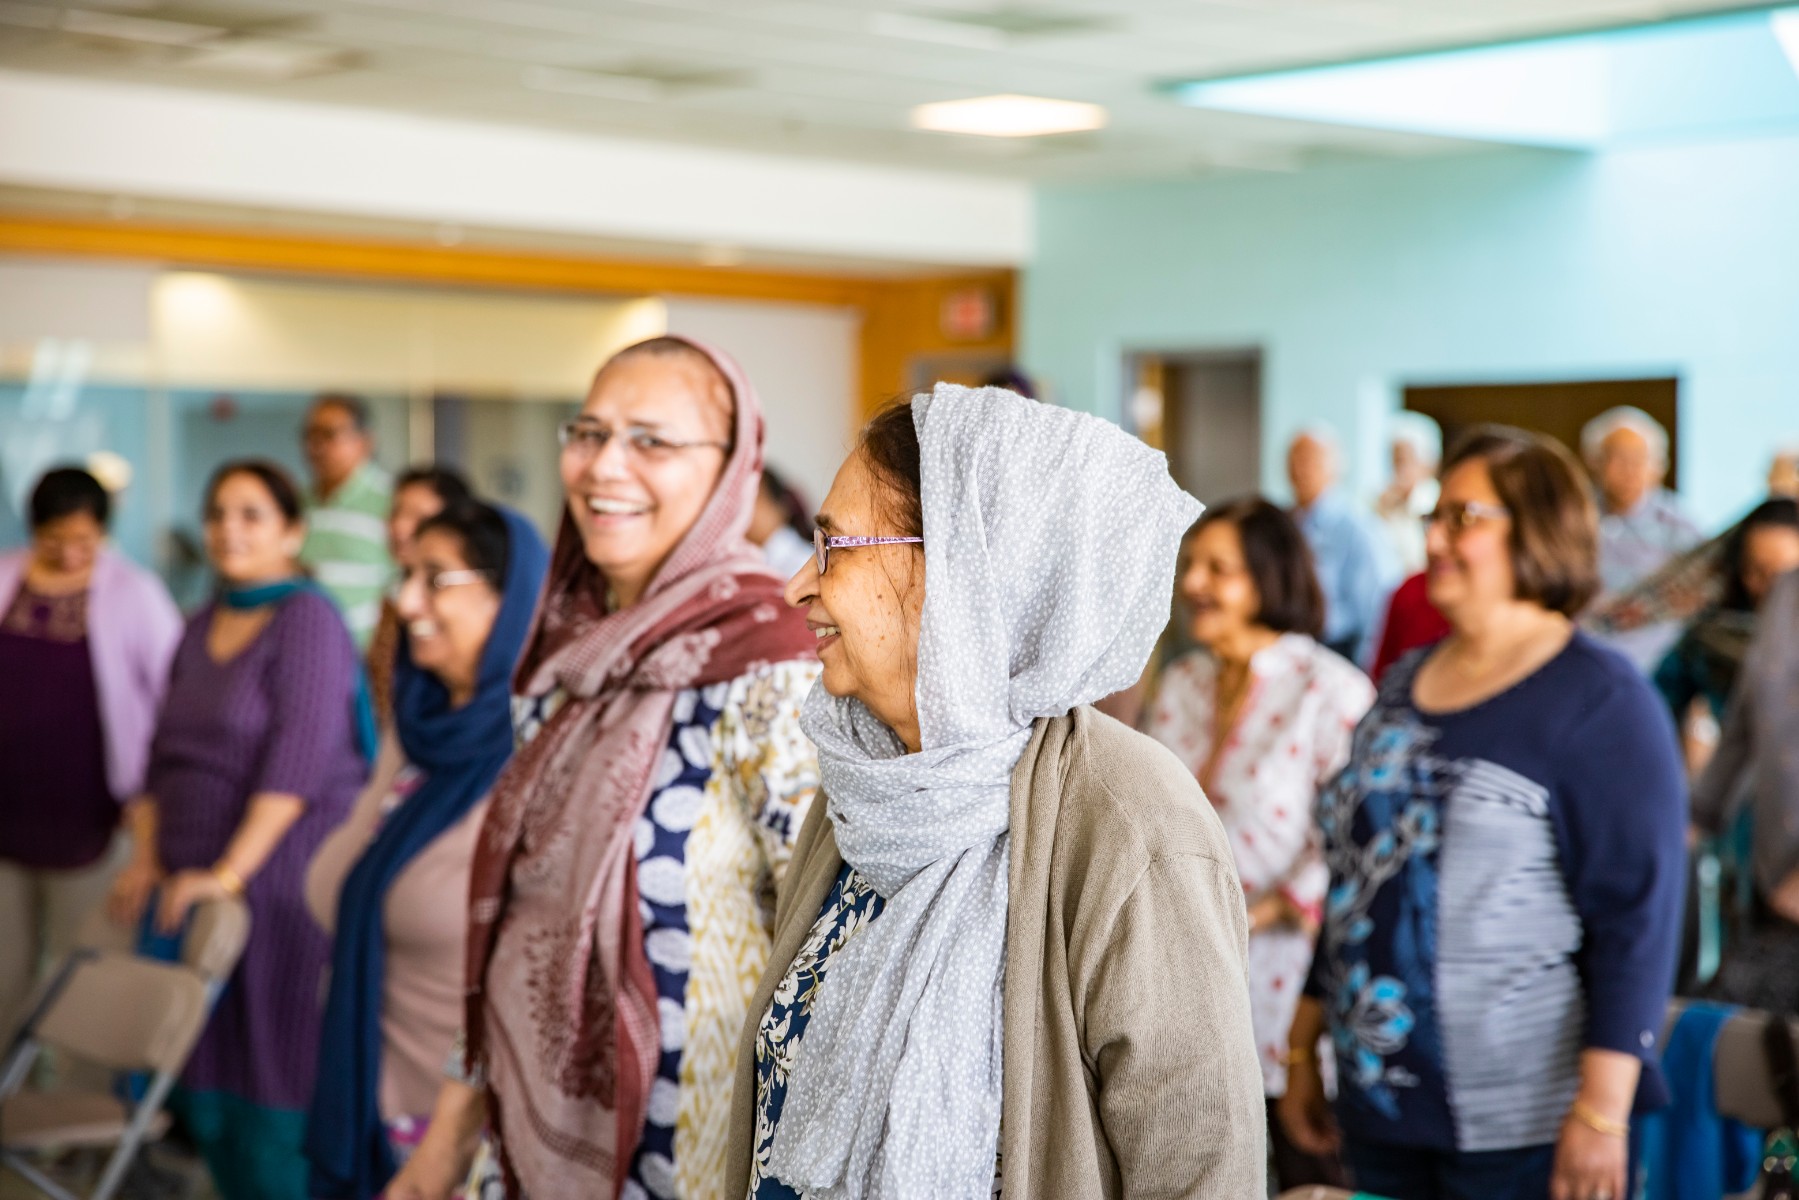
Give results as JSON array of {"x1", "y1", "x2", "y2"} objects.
[
  {"x1": 478, "y1": 659, "x2": 821, "y2": 1200},
  {"x1": 747, "y1": 865, "x2": 1003, "y2": 1200},
  {"x1": 1303, "y1": 636, "x2": 1685, "y2": 1154},
  {"x1": 1145, "y1": 634, "x2": 1374, "y2": 1094},
  {"x1": 749, "y1": 865, "x2": 887, "y2": 1199}
]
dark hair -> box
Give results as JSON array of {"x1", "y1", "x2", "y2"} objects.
[
  {"x1": 30, "y1": 467, "x2": 110, "y2": 530},
  {"x1": 759, "y1": 465, "x2": 815, "y2": 540},
  {"x1": 980, "y1": 366, "x2": 1038, "y2": 400},
  {"x1": 1441, "y1": 425, "x2": 1600, "y2": 616},
  {"x1": 1722, "y1": 497, "x2": 1799, "y2": 611},
  {"x1": 1189, "y1": 497, "x2": 1326, "y2": 639},
  {"x1": 395, "y1": 464, "x2": 473, "y2": 509},
  {"x1": 416, "y1": 500, "x2": 511, "y2": 582},
  {"x1": 311, "y1": 392, "x2": 371, "y2": 431},
  {"x1": 857, "y1": 399, "x2": 923, "y2": 538},
  {"x1": 205, "y1": 458, "x2": 305, "y2": 525}
]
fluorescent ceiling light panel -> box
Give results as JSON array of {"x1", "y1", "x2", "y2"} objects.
[
  {"x1": 1774, "y1": 8, "x2": 1799, "y2": 76},
  {"x1": 911, "y1": 93, "x2": 1105, "y2": 136},
  {"x1": 1169, "y1": 7, "x2": 1799, "y2": 150}
]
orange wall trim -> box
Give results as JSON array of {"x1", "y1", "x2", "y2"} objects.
[{"x1": 0, "y1": 213, "x2": 1015, "y2": 410}]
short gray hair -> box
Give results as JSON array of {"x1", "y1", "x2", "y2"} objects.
[
  {"x1": 1580, "y1": 406, "x2": 1668, "y2": 467},
  {"x1": 1389, "y1": 411, "x2": 1442, "y2": 465},
  {"x1": 1288, "y1": 424, "x2": 1341, "y2": 463}
]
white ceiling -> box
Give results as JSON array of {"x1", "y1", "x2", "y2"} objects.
[{"x1": 0, "y1": 0, "x2": 1762, "y2": 181}]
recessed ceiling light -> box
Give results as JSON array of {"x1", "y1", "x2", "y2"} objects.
[{"x1": 910, "y1": 93, "x2": 1106, "y2": 137}]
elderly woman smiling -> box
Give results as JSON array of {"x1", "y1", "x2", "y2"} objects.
[
  {"x1": 388, "y1": 336, "x2": 821, "y2": 1200},
  {"x1": 726, "y1": 385, "x2": 1267, "y2": 1199}
]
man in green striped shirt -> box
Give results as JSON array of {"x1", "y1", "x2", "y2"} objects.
[{"x1": 299, "y1": 393, "x2": 392, "y2": 650}]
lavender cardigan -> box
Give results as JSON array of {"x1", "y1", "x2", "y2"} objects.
[{"x1": 0, "y1": 547, "x2": 184, "y2": 802}]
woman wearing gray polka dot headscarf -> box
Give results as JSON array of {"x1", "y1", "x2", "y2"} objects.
[{"x1": 724, "y1": 384, "x2": 1266, "y2": 1200}]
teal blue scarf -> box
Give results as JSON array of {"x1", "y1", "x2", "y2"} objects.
[{"x1": 219, "y1": 577, "x2": 379, "y2": 763}]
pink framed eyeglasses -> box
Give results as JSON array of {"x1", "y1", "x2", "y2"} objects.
[{"x1": 812, "y1": 527, "x2": 923, "y2": 575}]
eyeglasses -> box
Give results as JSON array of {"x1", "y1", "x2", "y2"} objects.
[
  {"x1": 557, "y1": 419, "x2": 729, "y2": 464},
  {"x1": 812, "y1": 527, "x2": 924, "y2": 575},
  {"x1": 1421, "y1": 500, "x2": 1511, "y2": 534},
  {"x1": 395, "y1": 566, "x2": 492, "y2": 596}
]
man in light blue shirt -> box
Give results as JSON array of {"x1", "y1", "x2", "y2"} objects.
[
  {"x1": 1289, "y1": 428, "x2": 1399, "y2": 667},
  {"x1": 1582, "y1": 406, "x2": 1702, "y2": 672}
]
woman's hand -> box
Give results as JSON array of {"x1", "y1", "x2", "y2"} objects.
[
  {"x1": 155, "y1": 869, "x2": 228, "y2": 935},
  {"x1": 383, "y1": 1142, "x2": 461, "y2": 1200},
  {"x1": 1767, "y1": 868, "x2": 1799, "y2": 925},
  {"x1": 1248, "y1": 892, "x2": 1319, "y2": 937},
  {"x1": 1551, "y1": 1112, "x2": 1628, "y2": 1200},
  {"x1": 387, "y1": 1079, "x2": 485, "y2": 1200},
  {"x1": 108, "y1": 854, "x2": 164, "y2": 927},
  {"x1": 1276, "y1": 1056, "x2": 1339, "y2": 1157}
]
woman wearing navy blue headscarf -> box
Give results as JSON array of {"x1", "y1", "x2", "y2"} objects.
[{"x1": 304, "y1": 500, "x2": 548, "y2": 1199}]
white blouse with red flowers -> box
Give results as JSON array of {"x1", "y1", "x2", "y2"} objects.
[{"x1": 1146, "y1": 633, "x2": 1375, "y2": 1095}]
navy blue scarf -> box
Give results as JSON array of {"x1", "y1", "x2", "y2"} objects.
[
  {"x1": 218, "y1": 576, "x2": 380, "y2": 763},
  {"x1": 303, "y1": 508, "x2": 548, "y2": 1199}
]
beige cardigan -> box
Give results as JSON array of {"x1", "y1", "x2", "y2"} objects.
[{"x1": 725, "y1": 706, "x2": 1267, "y2": 1199}]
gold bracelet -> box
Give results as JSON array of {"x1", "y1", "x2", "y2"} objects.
[
  {"x1": 1278, "y1": 1045, "x2": 1316, "y2": 1067},
  {"x1": 213, "y1": 864, "x2": 246, "y2": 898},
  {"x1": 1569, "y1": 1100, "x2": 1629, "y2": 1138}
]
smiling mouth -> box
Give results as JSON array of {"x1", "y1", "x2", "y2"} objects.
[
  {"x1": 408, "y1": 619, "x2": 440, "y2": 639},
  {"x1": 812, "y1": 624, "x2": 841, "y2": 641},
  {"x1": 586, "y1": 497, "x2": 650, "y2": 517}
]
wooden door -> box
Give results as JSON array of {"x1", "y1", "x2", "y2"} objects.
[{"x1": 1403, "y1": 377, "x2": 1679, "y2": 488}]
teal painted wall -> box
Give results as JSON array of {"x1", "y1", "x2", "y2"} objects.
[{"x1": 1024, "y1": 134, "x2": 1799, "y2": 527}]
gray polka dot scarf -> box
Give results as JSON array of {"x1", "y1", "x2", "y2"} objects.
[{"x1": 775, "y1": 384, "x2": 1204, "y2": 1199}]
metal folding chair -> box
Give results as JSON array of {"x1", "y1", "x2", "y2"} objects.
[{"x1": 0, "y1": 897, "x2": 249, "y2": 1200}]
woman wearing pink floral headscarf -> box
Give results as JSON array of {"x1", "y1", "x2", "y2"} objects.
[{"x1": 386, "y1": 337, "x2": 819, "y2": 1200}]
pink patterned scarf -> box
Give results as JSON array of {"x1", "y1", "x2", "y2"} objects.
[{"x1": 464, "y1": 337, "x2": 816, "y2": 1200}]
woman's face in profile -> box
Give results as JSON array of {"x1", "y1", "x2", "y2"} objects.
[
  {"x1": 1179, "y1": 519, "x2": 1261, "y2": 650},
  {"x1": 785, "y1": 449, "x2": 925, "y2": 749}
]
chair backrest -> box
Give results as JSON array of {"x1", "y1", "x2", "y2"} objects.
[
  {"x1": 1714, "y1": 1008, "x2": 1799, "y2": 1129},
  {"x1": 1664, "y1": 998, "x2": 1799, "y2": 1130},
  {"x1": 73, "y1": 896, "x2": 250, "y2": 983},
  {"x1": 182, "y1": 897, "x2": 250, "y2": 982},
  {"x1": 34, "y1": 955, "x2": 210, "y2": 1073}
]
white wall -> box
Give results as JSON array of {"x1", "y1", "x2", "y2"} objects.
[
  {"x1": 662, "y1": 296, "x2": 858, "y2": 506},
  {"x1": 0, "y1": 258, "x2": 154, "y2": 344},
  {"x1": 151, "y1": 272, "x2": 665, "y2": 395},
  {"x1": 0, "y1": 70, "x2": 1032, "y2": 267}
]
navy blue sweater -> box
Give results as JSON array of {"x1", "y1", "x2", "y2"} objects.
[{"x1": 1304, "y1": 633, "x2": 1687, "y2": 1152}]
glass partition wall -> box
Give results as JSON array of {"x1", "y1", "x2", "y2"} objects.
[{"x1": 0, "y1": 266, "x2": 665, "y2": 599}]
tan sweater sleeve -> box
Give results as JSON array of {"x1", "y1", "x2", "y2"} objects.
[{"x1": 1083, "y1": 853, "x2": 1267, "y2": 1199}]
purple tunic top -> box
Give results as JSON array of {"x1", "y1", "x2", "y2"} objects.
[
  {"x1": 0, "y1": 585, "x2": 116, "y2": 869},
  {"x1": 146, "y1": 590, "x2": 366, "y2": 1109}
]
